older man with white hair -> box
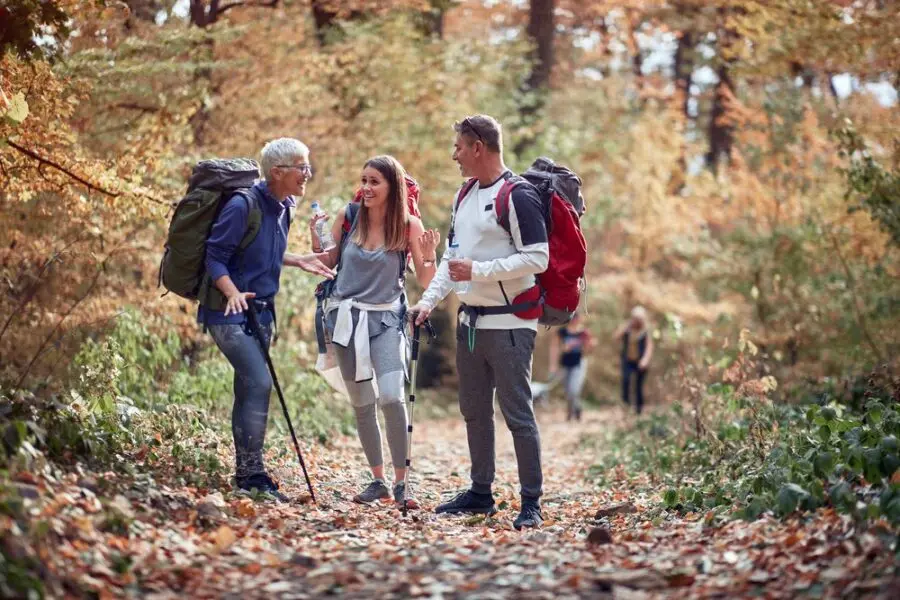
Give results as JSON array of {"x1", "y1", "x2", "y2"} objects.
[{"x1": 201, "y1": 137, "x2": 331, "y2": 500}]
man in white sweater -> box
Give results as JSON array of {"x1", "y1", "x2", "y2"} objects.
[{"x1": 411, "y1": 114, "x2": 549, "y2": 529}]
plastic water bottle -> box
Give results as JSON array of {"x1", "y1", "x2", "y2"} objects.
[{"x1": 310, "y1": 202, "x2": 335, "y2": 250}]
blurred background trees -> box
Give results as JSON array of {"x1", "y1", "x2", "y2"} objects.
[{"x1": 1, "y1": 0, "x2": 897, "y2": 406}]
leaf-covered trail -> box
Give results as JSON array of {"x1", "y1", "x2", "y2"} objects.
[{"x1": 31, "y1": 407, "x2": 897, "y2": 598}]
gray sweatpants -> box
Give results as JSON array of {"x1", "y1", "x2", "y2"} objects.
[
  {"x1": 456, "y1": 325, "x2": 543, "y2": 499},
  {"x1": 563, "y1": 361, "x2": 586, "y2": 417},
  {"x1": 333, "y1": 324, "x2": 408, "y2": 470}
]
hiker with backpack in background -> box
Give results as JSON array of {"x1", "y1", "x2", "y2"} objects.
[
  {"x1": 410, "y1": 114, "x2": 586, "y2": 530},
  {"x1": 614, "y1": 306, "x2": 654, "y2": 415},
  {"x1": 312, "y1": 155, "x2": 440, "y2": 508},
  {"x1": 548, "y1": 311, "x2": 596, "y2": 422},
  {"x1": 162, "y1": 138, "x2": 332, "y2": 501}
]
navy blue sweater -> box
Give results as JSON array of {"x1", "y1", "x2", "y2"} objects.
[{"x1": 198, "y1": 181, "x2": 295, "y2": 326}]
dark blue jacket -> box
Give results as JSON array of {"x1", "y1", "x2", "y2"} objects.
[{"x1": 198, "y1": 181, "x2": 295, "y2": 326}]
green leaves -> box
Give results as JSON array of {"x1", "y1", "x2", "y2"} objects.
[
  {"x1": 601, "y1": 381, "x2": 900, "y2": 527},
  {"x1": 776, "y1": 483, "x2": 809, "y2": 516}
]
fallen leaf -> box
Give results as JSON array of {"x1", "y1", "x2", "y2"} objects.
[{"x1": 211, "y1": 525, "x2": 236, "y2": 552}]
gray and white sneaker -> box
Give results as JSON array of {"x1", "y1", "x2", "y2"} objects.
[
  {"x1": 393, "y1": 481, "x2": 419, "y2": 509},
  {"x1": 353, "y1": 480, "x2": 390, "y2": 504}
]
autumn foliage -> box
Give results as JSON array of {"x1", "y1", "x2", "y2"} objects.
[{"x1": 0, "y1": 0, "x2": 898, "y2": 595}]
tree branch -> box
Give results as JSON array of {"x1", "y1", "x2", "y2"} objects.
[
  {"x1": 7, "y1": 140, "x2": 120, "y2": 198},
  {"x1": 7, "y1": 140, "x2": 169, "y2": 206},
  {"x1": 13, "y1": 231, "x2": 145, "y2": 390},
  {"x1": 217, "y1": 0, "x2": 279, "y2": 17}
]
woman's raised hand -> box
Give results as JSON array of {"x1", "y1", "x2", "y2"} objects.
[
  {"x1": 309, "y1": 211, "x2": 329, "y2": 234},
  {"x1": 418, "y1": 229, "x2": 441, "y2": 260}
]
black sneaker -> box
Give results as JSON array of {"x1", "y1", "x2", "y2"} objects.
[
  {"x1": 435, "y1": 490, "x2": 497, "y2": 515},
  {"x1": 236, "y1": 473, "x2": 289, "y2": 503},
  {"x1": 513, "y1": 499, "x2": 543, "y2": 530},
  {"x1": 353, "y1": 480, "x2": 390, "y2": 504},
  {"x1": 393, "y1": 481, "x2": 419, "y2": 510}
]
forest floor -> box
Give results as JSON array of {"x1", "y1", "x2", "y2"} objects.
[{"x1": 9, "y1": 406, "x2": 900, "y2": 599}]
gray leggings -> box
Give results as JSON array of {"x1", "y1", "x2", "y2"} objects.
[{"x1": 333, "y1": 325, "x2": 408, "y2": 470}]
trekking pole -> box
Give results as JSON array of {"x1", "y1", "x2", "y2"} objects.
[
  {"x1": 401, "y1": 317, "x2": 434, "y2": 515},
  {"x1": 246, "y1": 303, "x2": 316, "y2": 505}
]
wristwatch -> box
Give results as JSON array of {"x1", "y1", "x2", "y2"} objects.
[{"x1": 422, "y1": 257, "x2": 436, "y2": 268}]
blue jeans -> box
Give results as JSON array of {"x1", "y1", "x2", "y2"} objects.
[
  {"x1": 621, "y1": 361, "x2": 646, "y2": 414},
  {"x1": 209, "y1": 321, "x2": 273, "y2": 479}
]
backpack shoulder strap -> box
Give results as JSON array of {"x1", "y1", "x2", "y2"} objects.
[
  {"x1": 449, "y1": 178, "x2": 479, "y2": 245},
  {"x1": 332, "y1": 202, "x2": 361, "y2": 279},
  {"x1": 454, "y1": 178, "x2": 479, "y2": 213},
  {"x1": 494, "y1": 173, "x2": 526, "y2": 234},
  {"x1": 235, "y1": 187, "x2": 262, "y2": 251},
  {"x1": 342, "y1": 202, "x2": 360, "y2": 237}
]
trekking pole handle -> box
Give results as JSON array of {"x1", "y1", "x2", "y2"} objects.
[{"x1": 411, "y1": 321, "x2": 421, "y2": 360}]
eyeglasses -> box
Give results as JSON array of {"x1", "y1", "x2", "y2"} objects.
[
  {"x1": 277, "y1": 163, "x2": 313, "y2": 177},
  {"x1": 459, "y1": 117, "x2": 485, "y2": 145}
]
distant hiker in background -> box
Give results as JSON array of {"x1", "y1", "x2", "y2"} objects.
[
  {"x1": 614, "y1": 306, "x2": 654, "y2": 415},
  {"x1": 314, "y1": 155, "x2": 439, "y2": 508},
  {"x1": 201, "y1": 138, "x2": 332, "y2": 500},
  {"x1": 548, "y1": 312, "x2": 595, "y2": 421}
]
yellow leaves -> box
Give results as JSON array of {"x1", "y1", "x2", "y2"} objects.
[
  {"x1": 1, "y1": 91, "x2": 29, "y2": 124},
  {"x1": 738, "y1": 329, "x2": 758, "y2": 357}
]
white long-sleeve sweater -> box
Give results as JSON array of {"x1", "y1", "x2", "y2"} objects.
[{"x1": 419, "y1": 171, "x2": 549, "y2": 330}]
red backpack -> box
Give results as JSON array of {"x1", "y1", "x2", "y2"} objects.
[{"x1": 455, "y1": 158, "x2": 586, "y2": 326}]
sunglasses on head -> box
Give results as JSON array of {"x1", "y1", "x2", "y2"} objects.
[{"x1": 460, "y1": 117, "x2": 485, "y2": 144}]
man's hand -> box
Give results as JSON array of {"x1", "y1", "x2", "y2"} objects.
[
  {"x1": 224, "y1": 291, "x2": 256, "y2": 316},
  {"x1": 638, "y1": 359, "x2": 649, "y2": 371},
  {"x1": 289, "y1": 252, "x2": 335, "y2": 279},
  {"x1": 408, "y1": 302, "x2": 433, "y2": 326},
  {"x1": 448, "y1": 258, "x2": 473, "y2": 282}
]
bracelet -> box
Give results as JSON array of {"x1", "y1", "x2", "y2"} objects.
[{"x1": 422, "y1": 257, "x2": 436, "y2": 268}]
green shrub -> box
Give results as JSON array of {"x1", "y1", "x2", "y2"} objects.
[{"x1": 594, "y1": 385, "x2": 900, "y2": 525}]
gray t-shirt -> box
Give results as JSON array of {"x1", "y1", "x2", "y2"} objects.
[{"x1": 326, "y1": 206, "x2": 406, "y2": 337}]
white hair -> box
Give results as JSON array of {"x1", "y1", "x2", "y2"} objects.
[{"x1": 260, "y1": 138, "x2": 309, "y2": 181}]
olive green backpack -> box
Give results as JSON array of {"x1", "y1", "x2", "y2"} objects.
[{"x1": 159, "y1": 158, "x2": 264, "y2": 311}]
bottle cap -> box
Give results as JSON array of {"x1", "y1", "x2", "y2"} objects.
[{"x1": 310, "y1": 201, "x2": 320, "y2": 209}]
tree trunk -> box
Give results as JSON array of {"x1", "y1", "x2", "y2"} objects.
[
  {"x1": 706, "y1": 10, "x2": 737, "y2": 173},
  {"x1": 673, "y1": 30, "x2": 694, "y2": 119},
  {"x1": 705, "y1": 64, "x2": 734, "y2": 172},
  {"x1": 419, "y1": 0, "x2": 452, "y2": 39},
  {"x1": 190, "y1": 0, "x2": 221, "y2": 28},
  {"x1": 311, "y1": 0, "x2": 339, "y2": 46},
  {"x1": 515, "y1": 0, "x2": 555, "y2": 156},
  {"x1": 524, "y1": 0, "x2": 555, "y2": 93}
]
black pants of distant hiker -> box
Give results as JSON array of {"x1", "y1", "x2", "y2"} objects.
[
  {"x1": 621, "y1": 360, "x2": 646, "y2": 414},
  {"x1": 456, "y1": 324, "x2": 543, "y2": 500}
]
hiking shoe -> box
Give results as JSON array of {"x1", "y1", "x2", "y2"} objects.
[
  {"x1": 353, "y1": 480, "x2": 390, "y2": 504},
  {"x1": 236, "y1": 473, "x2": 289, "y2": 503},
  {"x1": 513, "y1": 499, "x2": 543, "y2": 530},
  {"x1": 393, "y1": 481, "x2": 419, "y2": 510},
  {"x1": 435, "y1": 490, "x2": 497, "y2": 515}
]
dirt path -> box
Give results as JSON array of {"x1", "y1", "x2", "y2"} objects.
[{"x1": 29, "y1": 407, "x2": 897, "y2": 598}]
